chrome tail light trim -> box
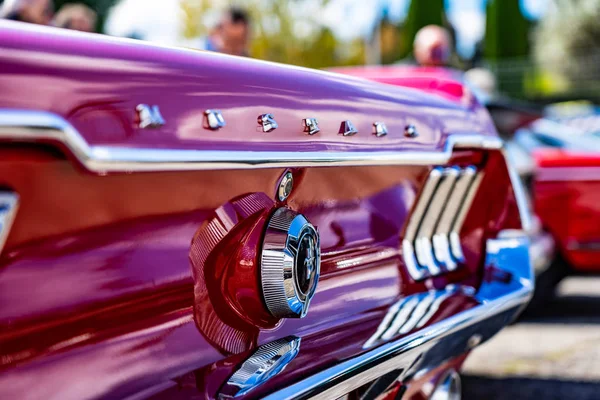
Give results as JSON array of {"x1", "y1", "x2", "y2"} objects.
[
  {"x1": 402, "y1": 168, "x2": 442, "y2": 280},
  {"x1": 363, "y1": 286, "x2": 458, "y2": 349},
  {"x1": 263, "y1": 232, "x2": 533, "y2": 400},
  {"x1": 404, "y1": 166, "x2": 482, "y2": 280},
  {"x1": 432, "y1": 167, "x2": 476, "y2": 271},
  {"x1": 449, "y1": 172, "x2": 483, "y2": 261},
  {"x1": 414, "y1": 167, "x2": 460, "y2": 275}
]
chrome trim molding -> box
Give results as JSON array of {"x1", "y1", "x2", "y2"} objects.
[
  {"x1": 0, "y1": 109, "x2": 503, "y2": 172},
  {"x1": 403, "y1": 166, "x2": 482, "y2": 280},
  {"x1": 0, "y1": 192, "x2": 19, "y2": 255},
  {"x1": 449, "y1": 171, "x2": 483, "y2": 262},
  {"x1": 219, "y1": 336, "x2": 301, "y2": 399},
  {"x1": 264, "y1": 232, "x2": 533, "y2": 400},
  {"x1": 432, "y1": 167, "x2": 476, "y2": 271},
  {"x1": 430, "y1": 369, "x2": 461, "y2": 400},
  {"x1": 363, "y1": 286, "x2": 458, "y2": 348}
]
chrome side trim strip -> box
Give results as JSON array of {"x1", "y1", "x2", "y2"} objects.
[
  {"x1": 0, "y1": 109, "x2": 503, "y2": 173},
  {"x1": 263, "y1": 233, "x2": 533, "y2": 400}
]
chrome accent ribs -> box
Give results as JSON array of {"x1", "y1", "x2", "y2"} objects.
[
  {"x1": 363, "y1": 286, "x2": 458, "y2": 348},
  {"x1": 403, "y1": 166, "x2": 483, "y2": 280}
]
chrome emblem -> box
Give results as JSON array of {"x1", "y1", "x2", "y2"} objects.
[
  {"x1": 136, "y1": 104, "x2": 165, "y2": 129},
  {"x1": 204, "y1": 109, "x2": 226, "y2": 130},
  {"x1": 302, "y1": 118, "x2": 320, "y2": 135},
  {"x1": 373, "y1": 121, "x2": 388, "y2": 137},
  {"x1": 220, "y1": 336, "x2": 301, "y2": 398},
  {"x1": 339, "y1": 120, "x2": 358, "y2": 136},
  {"x1": 405, "y1": 124, "x2": 418, "y2": 138},
  {"x1": 260, "y1": 207, "x2": 320, "y2": 318},
  {"x1": 277, "y1": 171, "x2": 294, "y2": 202},
  {"x1": 258, "y1": 113, "x2": 278, "y2": 132}
]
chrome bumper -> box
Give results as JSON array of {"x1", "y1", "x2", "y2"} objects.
[{"x1": 264, "y1": 233, "x2": 533, "y2": 400}]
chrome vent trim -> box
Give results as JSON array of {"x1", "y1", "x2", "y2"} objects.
[
  {"x1": 449, "y1": 172, "x2": 483, "y2": 261},
  {"x1": 0, "y1": 192, "x2": 18, "y2": 255},
  {"x1": 403, "y1": 166, "x2": 482, "y2": 280},
  {"x1": 363, "y1": 286, "x2": 458, "y2": 348}
]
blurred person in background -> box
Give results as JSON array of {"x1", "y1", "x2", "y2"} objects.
[
  {"x1": 413, "y1": 24, "x2": 451, "y2": 67},
  {"x1": 208, "y1": 7, "x2": 251, "y2": 57},
  {"x1": 53, "y1": 3, "x2": 97, "y2": 32},
  {"x1": 0, "y1": 0, "x2": 53, "y2": 25}
]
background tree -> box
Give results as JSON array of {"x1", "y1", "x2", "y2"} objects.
[
  {"x1": 533, "y1": 0, "x2": 600, "y2": 98},
  {"x1": 484, "y1": 0, "x2": 529, "y2": 60},
  {"x1": 484, "y1": 0, "x2": 531, "y2": 97},
  {"x1": 400, "y1": 0, "x2": 445, "y2": 59}
]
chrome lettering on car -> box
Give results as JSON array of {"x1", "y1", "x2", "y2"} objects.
[
  {"x1": 136, "y1": 104, "x2": 165, "y2": 129},
  {"x1": 204, "y1": 109, "x2": 226, "y2": 130},
  {"x1": 302, "y1": 118, "x2": 320, "y2": 135},
  {"x1": 373, "y1": 121, "x2": 388, "y2": 137},
  {"x1": 339, "y1": 120, "x2": 358, "y2": 136},
  {"x1": 258, "y1": 113, "x2": 278, "y2": 132}
]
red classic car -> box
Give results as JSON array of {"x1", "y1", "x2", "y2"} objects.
[
  {"x1": 503, "y1": 108, "x2": 600, "y2": 302},
  {"x1": 0, "y1": 22, "x2": 532, "y2": 400}
]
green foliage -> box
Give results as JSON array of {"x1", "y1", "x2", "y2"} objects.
[
  {"x1": 53, "y1": 0, "x2": 118, "y2": 33},
  {"x1": 484, "y1": 0, "x2": 529, "y2": 60},
  {"x1": 380, "y1": 19, "x2": 405, "y2": 65},
  {"x1": 533, "y1": 0, "x2": 600, "y2": 94},
  {"x1": 180, "y1": 0, "x2": 210, "y2": 39},
  {"x1": 401, "y1": 0, "x2": 445, "y2": 59},
  {"x1": 484, "y1": 0, "x2": 531, "y2": 97},
  {"x1": 177, "y1": 0, "x2": 365, "y2": 69}
]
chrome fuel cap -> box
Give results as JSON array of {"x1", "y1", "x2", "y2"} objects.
[{"x1": 260, "y1": 207, "x2": 320, "y2": 318}]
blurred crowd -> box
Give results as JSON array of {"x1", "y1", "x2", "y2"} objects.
[
  {"x1": 0, "y1": 0, "x2": 252, "y2": 57},
  {"x1": 1, "y1": 0, "x2": 96, "y2": 32}
]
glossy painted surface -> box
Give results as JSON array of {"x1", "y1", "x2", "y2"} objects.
[
  {"x1": 0, "y1": 21, "x2": 495, "y2": 161},
  {"x1": 0, "y1": 21, "x2": 524, "y2": 400},
  {"x1": 534, "y1": 150, "x2": 600, "y2": 270},
  {"x1": 0, "y1": 147, "x2": 522, "y2": 399}
]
